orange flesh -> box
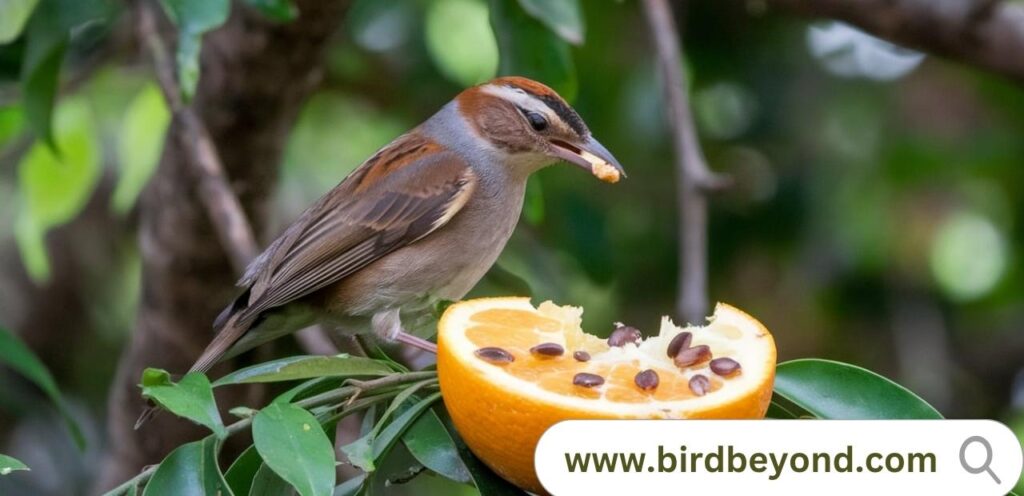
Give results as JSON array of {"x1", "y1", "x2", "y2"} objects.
[{"x1": 465, "y1": 309, "x2": 723, "y2": 402}]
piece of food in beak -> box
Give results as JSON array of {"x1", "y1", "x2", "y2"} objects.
[
  {"x1": 591, "y1": 161, "x2": 621, "y2": 183},
  {"x1": 549, "y1": 137, "x2": 625, "y2": 184}
]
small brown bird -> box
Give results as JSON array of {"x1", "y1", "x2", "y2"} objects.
[{"x1": 147, "y1": 77, "x2": 623, "y2": 420}]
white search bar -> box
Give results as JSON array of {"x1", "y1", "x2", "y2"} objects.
[{"x1": 534, "y1": 420, "x2": 1023, "y2": 495}]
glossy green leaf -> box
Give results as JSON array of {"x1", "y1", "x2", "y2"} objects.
[
  {"x1": 402, "y1": 407, "x2": 471, "y2": 484},
  {"x1": 15, "y1": 98, "x2": 101, "y2": 282},
  {"x1": 113, "y1": 83, "x2": 170, "y2": 213},
  {"x1": 443, "y1": 412, "x2": 527, "y2": 496},
  {"x1": 0, "y1": 0, "x2": 40, "y2": 43},
  {"x1": 516, "y1": 0, "x2": 583, "y2": 45},
  {"x1": 140, "y1": 369, "x2": 226, "y2": 438},
  {"x1": 248, "y1": 463, "x2": 293, "y2": 496},
  {"x1": 158, "y1": 0, "x2": 230, "y2": 100},
  {"x1": 764, "y1": 398, "x2": 799, "y2": 419},
  {"x1": 0, "y1": 453, "x2": 29, "y2": 475},
  {"x1": 425, "y1": 0, "x2": 498, "y2": 87},
  {"x1": 143, "y1": 436, "x2": 232, "y2": 496},
  {"x1": 774, "y1": 359, "x2": 943, "y2": 420},
  {"x1": 0, "y1": 326, "x2": 84, "y2": 448},
  {"x1": 253, "y1": 402, "x2": 335, "y2": 496},
  {"x1": 489, "y1": 0, "x2": 577, "y2": 101},
  {"x1": 243, "y1": 0, "x2": 297, "y2": 22},
  {"x1": 370, "y1": 392, "x2": 441, "y2": 462},
  {"x1": 213, "y1": 354, "x2": 393, "y2": 387},
  {"x1": 332, "y1": 473, "x2": 367, "y2": 496},
  {"x1": 341, "y1": 381, "x2": 433, "y2": 472},
  {"x1": 224, "y1": 445, "x2": 262, "y2": 496}
]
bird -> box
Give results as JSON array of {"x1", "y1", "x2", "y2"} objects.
[{"x1": 136, "y1": 76, "x2": 623, "y2": 428}]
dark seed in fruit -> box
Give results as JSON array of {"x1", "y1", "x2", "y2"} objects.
[
  {"x1": 689, "y1": 374, "x2": 710, "y2": 396},
  {"x1": 710, "y1": 357, "x2": 741, "y2": 376},
  {"x1": 573, "y1": 351, "x2": 591, "y2": 362},
  {"x1": 608, "y1": 324, "x2": 642, "y2": 347},
  {"x1": 474, "y1": 347, "x2": 514, "y2": 364},
  {"x1": 530, "y1": 342, "x2": 564, "y2": 357},
  {"x1": 634, "y1": 369, "x2": 659, "y2": 391},
  {"x1": 674, "y1": 344, "x2": 712, "y2": 368},
  {"x1": 573, "y1": 372, "x2": 605, "y2": 388},
  {"x1": 666, "y1": 332, "x2": 693, "y2": 358}
]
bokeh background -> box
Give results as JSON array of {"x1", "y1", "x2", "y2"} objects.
[{"x1": 1, "y1": 0, "x2": 1022, "y2": 494}]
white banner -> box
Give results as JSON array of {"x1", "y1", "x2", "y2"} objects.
[{"x1": 534, "y1": 420, "x2": 1023, "y2": 495}]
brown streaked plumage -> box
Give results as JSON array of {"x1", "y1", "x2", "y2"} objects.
[{"x1": 137, "y1": 76, "x2": 624, "y2": 428}]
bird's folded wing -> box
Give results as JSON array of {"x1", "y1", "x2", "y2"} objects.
[{"x1": 238, "y1": 137, "x2": 477, "y2": 324}]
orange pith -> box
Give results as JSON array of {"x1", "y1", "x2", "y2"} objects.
[{"x1": 437, "y1": 298, "x2": 777, "y2": 494}]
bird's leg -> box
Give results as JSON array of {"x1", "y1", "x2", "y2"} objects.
[
  {"x1": 394, "y1": 332, "x2": 438, "y2": 354},
  {"x1": 372, "y1": 309, "x2": 438, "y2": 354}
]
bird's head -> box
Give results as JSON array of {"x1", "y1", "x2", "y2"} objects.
[{"x1": 456, "y1": 76, "x2": 625, "y2": 183}]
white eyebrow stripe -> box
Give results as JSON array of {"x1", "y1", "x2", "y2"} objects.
[{"x1": 480, "y1": 84, "x2": 563, "y2": 128}]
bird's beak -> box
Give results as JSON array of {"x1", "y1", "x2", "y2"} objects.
[{"x1": 548, "y1": 136, "x2": 626, "y2": 184}]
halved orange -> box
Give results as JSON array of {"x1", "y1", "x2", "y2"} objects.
[{"x1": 437, "y1": 297, "x2": 776, "y2": 494}]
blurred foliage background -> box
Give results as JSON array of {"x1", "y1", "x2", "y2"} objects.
[{"x1": 0, "y1": 0, "x2": 1023, "y2": 494}]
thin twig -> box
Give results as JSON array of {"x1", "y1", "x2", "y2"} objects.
[
  {"x1": 102, "y1": 371, "x2": 438, "y2": 496},
  {"x1": 642, "y1": 0, "x2": 726, "y2": 323}
]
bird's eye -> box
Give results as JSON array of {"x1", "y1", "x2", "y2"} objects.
[{"x1": 525, "y1": 111, "x2": 548, "y2": 131}]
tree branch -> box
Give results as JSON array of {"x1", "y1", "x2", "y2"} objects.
[
  {"x1": 753, "y1": 0, "x2": 1024, "y2": 84},
  {"x1": 99, "y1": 0, "x2": 352, "y2": 489},
  {"x1": 137, "y1": 2, "x2": 259, "y2": 274},
  {"x1": 642, "y1": 0, "x2": 726, "y2": 323}
]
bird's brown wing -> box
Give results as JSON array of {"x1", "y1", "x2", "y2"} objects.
[{"x1": 187, "y1": 134, "x2": 477, "y2": 374}]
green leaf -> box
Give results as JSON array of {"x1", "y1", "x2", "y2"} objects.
[
  {"x1": 516, "y1": 0, "x2": 583, "y2": 45},
  {"x1": 112, "y1": 83, "x2": 170, "y2": 213},
  {"x1": 0, "y1": 0, "x2": 40, "y2": 43},
  {"x1": 140, "y1": 369, "x2": 226, "y2": 438},
  {"x1": 243, "y1": 0, "x2": 297, "y2": 22},
  {"x1": 272, "y1": 377, "x2": 344, "y2": 405},
  {"x1": 213, "y1": 354, "x2": 393, "y2": 387},
  {"x1": 0, "y1": 326, "x2": 84, "y2": 449},
  {"x1": 332, "y1": 473, "x2": 367, "y2": 496},
  {"x1": 248, "y1": 462, "x2": 293, "y2": 496},
  {"x1": 0, "y1": 453, "x2": 29, "y2": 475},
  {"x1": 764, "y1": 398, "x2": 798, "y2": 419},
  {"x1": 15, "y1": 98, "x2": 101, "y2": 282},
  {"x1": 19, "y1": 18, "x2": 65, "y2": 150},
  {"x1": 253, "y1": 402, "x2": 335, "y2": 496},
  {"x1": 443, "y1": 412, "x2": 527, "y2": 496},
  {"x1": 488, "y1": 0, "x2": 577, "y2": 101},
  {"x1": 370, "y1": 392, "x2": 442, "y2": 462},
  {"x1": 224, "y1": 445, "x2": 262, "y2": 496},
  {"x1": 341, "y1": 381, "x2": 433, "y2": 472},
  {"x1": 402, "y1": 407, "x2": 471, "y2": 484},
  {"x1": 773, "y1": 359, "x2": 943, "y2": 420},
  {"x1": 143, "y1": 436, "x2": 233, "y2": 496},
  {"x1": 158, "y1": 0, "x2": 230, "y2": 100},
  {"x1": 425, "y1": 0, "x2": 498, "y2": 87}
]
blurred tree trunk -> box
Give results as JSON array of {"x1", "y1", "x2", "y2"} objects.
[{"x1": 97, "y1": 1, "x2": 351, "y2": 490}]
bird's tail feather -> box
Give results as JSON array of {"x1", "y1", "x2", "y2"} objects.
[{"x1": 134, "y1": 312, "x2": 251, "y2": 430}]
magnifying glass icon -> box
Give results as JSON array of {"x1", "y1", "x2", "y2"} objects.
[{"x1": 960, "y1": 435, "x2": 1001, "y2": 484}]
